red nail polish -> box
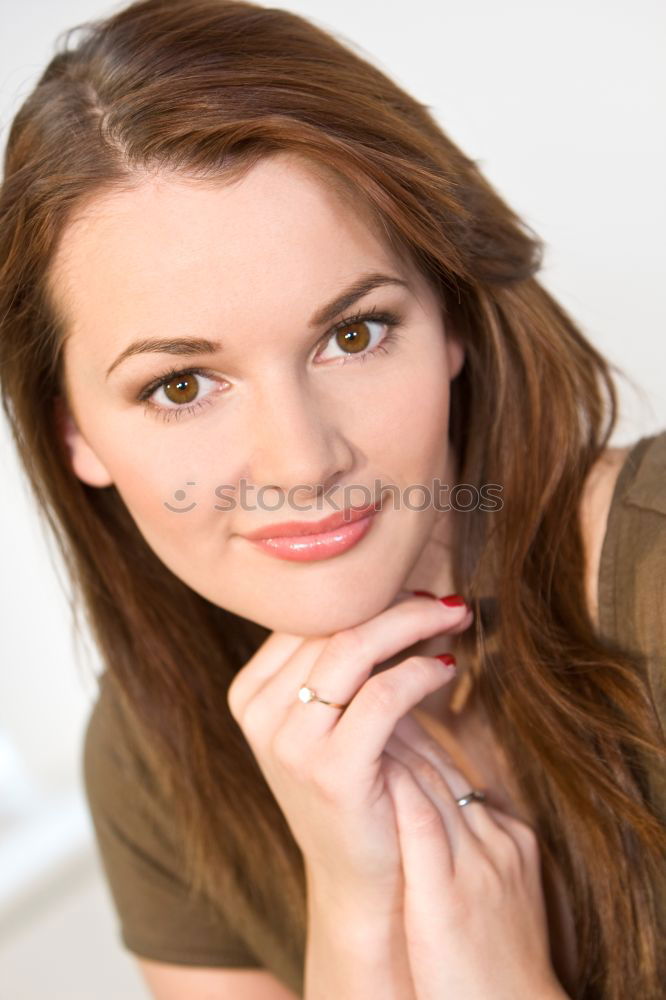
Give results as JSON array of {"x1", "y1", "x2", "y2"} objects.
[
  {"x1": 439, "y1": 594, "x2": 466, "y2": 607},
  {"x1": 436, "y1": 653, "x2": 456, "y2": 668},
  {"x1": 411, "y1": 589, "x2": 436, "y2": 598}
]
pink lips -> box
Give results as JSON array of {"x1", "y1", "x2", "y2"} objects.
[
  {"x1": 242, "y1": 500, "x2": 381, "y2": 539},
  {"x1": 240, "y1": 499, "x2": 383, "y2": 562}
]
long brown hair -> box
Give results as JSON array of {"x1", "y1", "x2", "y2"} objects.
[{"x1": 1, "y1": 2, "x2": 663, "y2": 996}]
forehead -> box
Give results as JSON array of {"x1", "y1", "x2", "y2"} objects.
[{"x1": 48, "y1": 154, "x2": 410, "y2": 341}]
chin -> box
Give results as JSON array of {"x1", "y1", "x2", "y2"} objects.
[{"x1": 245, "y1": 588, "x2": 401, "y2": 638}]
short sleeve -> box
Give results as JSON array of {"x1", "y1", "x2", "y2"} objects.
[
  {"x1": 81, "y1": 672, "x2": 263, "y2": 969},
  {"x1": 597, "y1": 430, "x2": 666, "y2": 815}
]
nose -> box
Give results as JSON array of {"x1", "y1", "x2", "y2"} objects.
[{"x1": 243, "y1": 377, "x2": 352, "y2": 504}]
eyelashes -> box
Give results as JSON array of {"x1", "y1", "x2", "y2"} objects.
[
  {"x1": 137, "y1": 306, "x2": 404, "y2": 424},
  {"x1": 139, "y1": 369, "x2": 222, "y2": 423}
]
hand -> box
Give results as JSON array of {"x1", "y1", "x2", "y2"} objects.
[
  {"x1": 226, "y1": 592, "x2": 473, "y2": 914},
  {"x1": 383, "y1": 715, "x2": 567, "y2": 1000}
]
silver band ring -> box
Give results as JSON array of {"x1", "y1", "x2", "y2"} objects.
[
  {"x1": 298, "y1": 684, "x2": 348, "y2": 710},
  {"x1": 455, "y1": 789, "x2": 487, "y2": 807}
]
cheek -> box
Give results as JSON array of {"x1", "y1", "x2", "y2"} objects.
[
  {"x1": 362, "y1": 357, "x2": 450, "y2": 469},
  {"x1": 98, "y1": 429, "x2": 224, "y2": 557},
  {"x1": 100, "y1": 403, "x2": 242, "y2": 510},
  {"x1": 112, "y1": 466, "x2": 224, "y2": 597}
]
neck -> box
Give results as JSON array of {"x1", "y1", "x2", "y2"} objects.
[{"x1": 402, "y1": 438, "x2": 460, "y2": 598}]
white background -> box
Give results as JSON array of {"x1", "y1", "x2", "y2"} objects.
[{"x1": 0, "y1": 1, "x2": 664, "y2": 996}]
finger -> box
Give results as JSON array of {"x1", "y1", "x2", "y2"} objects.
[
  {"x1": 391, "y1": 713, "x2": 515, "y2": 845},
  {"x1": 299, "y1": 594, "x2": 472, "y2": 739},
  {"x1": 306, "y1": 593, "x2": 472, "y2": 710},
  {"x1": 384, "y1": 730, "x2": 491, "y2": 845},
  {"x1": 232, "y1": 634, "x2": 328, "y2": 740},
  {"x1": 383, "y1": 754, "x2": 454, "y2": 879},
  {"x1": 233, "y1": 590, "x2": 414, "y2": 711},
  {"x1": 229, "y1": 588, "x2": 459, "y2": 717},
  {"x1": 323, "y1": 653, "x2": 458, "y2": 765},
  {"x1": 483, "y1": 804, "x2": 541, "y2": 877},
  {"x1": 247, "y1": 593, "x2": 472, "y2": 749},
  {"x1": 384, "y1": 734, "x2": 474, "y2": 856},
  {"x1": 227, "y1": 631, "x2": 308, "y2": 719},
  {"x1": 395, "y1": 710, "x2": 487, "y2": 789}
]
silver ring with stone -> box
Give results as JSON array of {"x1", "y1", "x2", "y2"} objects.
[{"x1": 455, "y1": 789, "x2": 487, "y2": 808}]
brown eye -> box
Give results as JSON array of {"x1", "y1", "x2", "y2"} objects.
[
  {"x1": 163, "y1": 373, "x2": 199, "y2": 405},
  {"x1": 316, "y1": 315, "x2": 395, "y2": 365},
  {"x1": 334, "y1": 321, "x2": 371, "y2": 354}
]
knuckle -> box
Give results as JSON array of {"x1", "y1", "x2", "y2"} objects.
[
  {"x1": 491, "y1": 827, "x2": 523, "y2": 868},
  {"x1": 226, "y1": 679, "x2": 242, "y2": 722},
  {"x1": 326, "y1": 627, "x2": 365, "y2": 661},
  {"x1": 226, "y1": 661, "x2": 254, "y2": 719},
  {"x1": 364, "y1": 671, "x2": 401, "y2": 711},
  {"x1": 363, "y1": 656, "x2": 437, "y2": 714},
  {"x1": 411, "y1": 756, "x2": 443, "y2": 789},
  {"x1": 400, "y1": 655, "x2": 437, "y2": 685},
  {"x1": 240, "y1": 700, "x2": 270, "y2": 746},
  {"x1": 383, "y1": 755, "x2": 409, "y2": 783},
  {"x1": 400, "y1": 653, "x2": 430, "y2": 673},
  {"x1": 404, "y1": 800, "x2": 443, "y2": 834},
  {"x1": 515, "y1": 819, "x2": 540, "y2": 856}
]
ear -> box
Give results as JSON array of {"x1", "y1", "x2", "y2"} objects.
[{"x1": 54, "y1": 395, "x2": 114, "y2": 488}]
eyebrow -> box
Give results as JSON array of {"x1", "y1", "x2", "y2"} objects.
[{"x1": 104, "y1": 272, "x2": 410, "y2": 380}]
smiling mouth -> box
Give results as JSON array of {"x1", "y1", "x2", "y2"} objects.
[
  {"x1": 240, "y1": 497, "x2": 383, "y2": 541},
  {"x1": 243, "y1": 505, "x2": 381, "y2": 561}
]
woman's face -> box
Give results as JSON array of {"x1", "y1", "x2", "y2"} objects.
[{"x1": 53, "y1": 153, "x2": 464, "y2": 634}]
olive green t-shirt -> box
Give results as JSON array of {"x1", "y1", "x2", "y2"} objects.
[{"x1": 82, "y1": 430, "x2": 666, "y2": 995}]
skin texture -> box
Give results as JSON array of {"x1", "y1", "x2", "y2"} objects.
[{"x1": 53, "y1": 152, "x2": 465, "y2": 642}]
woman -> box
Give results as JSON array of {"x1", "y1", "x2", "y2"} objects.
[{"x1": 0, "y1": 1, "x2": 663, "y2": 998}]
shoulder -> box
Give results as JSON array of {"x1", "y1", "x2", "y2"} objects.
[
  {"x1": 580, "y1": 431, "x2": 666, "y2": 630},
  {"x1": 579, "y1": 443, "x2": 634, "y2": 631},
  {"x1": 590, "y1": 431, "x2": 666, "y2": 726},
  {"x1": 594, "y1": 430, "x2": 666, "y2": 636},
  {"x1": 82, "y1": 672, "x2": 266, "y2": 971},
  {"x1": 83, "y1": 670, "x2": 158, "y2": 798},
  {"x1": 591, "y1": 432, "x2": 666, "y2": 815},
  {"x1": 82, "y1": 671, "x2": 177, "y2": 873}
]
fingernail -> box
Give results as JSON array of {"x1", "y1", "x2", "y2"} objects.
[
  {"x1": 411, "y1": 589, "x2": 436, "y2": 598},
  {"x1": 436, "y1": 653, "x2": 457, "y2": 670},
  {"x1": 439, "y1": 594, "x2": 466, "y2": 607}
]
